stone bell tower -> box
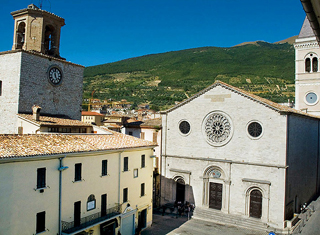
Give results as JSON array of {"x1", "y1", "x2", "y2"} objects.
[
  {"x1": 0, "y1": 4, "x2": 84, "y2": 134},
  {"x1": 11, "y1": 4, "x2": 65, "y2": 58}
]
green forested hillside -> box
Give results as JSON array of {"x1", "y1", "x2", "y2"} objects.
[{"x1": 83, "y1": 41, "x2": 295, "y2": 110}]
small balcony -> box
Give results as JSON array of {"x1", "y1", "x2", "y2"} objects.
[{"x1": 62, "y1": 205, "x2": 121, "y2": 235}]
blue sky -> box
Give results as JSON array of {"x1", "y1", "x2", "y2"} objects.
[{"x1": 0, "y1": 0, "x2": 306, "y2": 67}]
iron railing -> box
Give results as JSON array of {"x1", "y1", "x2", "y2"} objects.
[{"x1": 62, "y1": 205, "x2": 121, "y2": 234}]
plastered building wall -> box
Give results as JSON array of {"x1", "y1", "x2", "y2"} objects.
[
  {"x1": 0, "y1": 52, "x2": 22, "y2": 134},
  {"x1": 0, "y1": 148, "x2": 154, "y2": 235}
]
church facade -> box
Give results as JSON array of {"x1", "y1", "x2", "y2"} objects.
[{"x1": 160, "y1": 81, "x2": 320, "y2": 233}]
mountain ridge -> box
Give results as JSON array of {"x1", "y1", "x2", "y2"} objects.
[{"x1": 83, "y1": 37, "x2": 296, "y2": 110}]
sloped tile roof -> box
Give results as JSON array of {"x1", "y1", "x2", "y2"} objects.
[
  {"x1": 18, "y1": 114, "x2": 92, "y2": 127},
  {"x1": 81, "y1": 111, "x2": 105, "y2": 116},
  {"x1": 161, "y1": 80, "x2": 320, "y2": 120},
  {"x1": 0, "y1": 131, "x2": 157, "y2": 159}
]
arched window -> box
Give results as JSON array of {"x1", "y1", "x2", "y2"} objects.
[
  {"x1": 16, "y1": 22, "x2": 25, "y2": 49},
  {"x1": 305, "y1": 58, "x2": 311, "y2": 72},
  {"x1": 313, "y1": 57, "x2": 318, "y2": 72},
  {"x1": 249, "y1": 189, "x2": 262, "y2": 218},
  {"x1": 305, "y1": 53, "x2": 319, "y2": 73},
  {"x1": 87, "y1": 194, "x2": 96, "y2": 211}
]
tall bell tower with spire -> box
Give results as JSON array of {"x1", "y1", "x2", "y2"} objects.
[{"x1": 295, "y1": 17, "x2": 320, "y2": 115}]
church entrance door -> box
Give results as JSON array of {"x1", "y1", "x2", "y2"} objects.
[
  {"x1": 209, "y1": 182, "x2": 222, "y2": 210},
  {"x1": 250, "y1": 190, "x2": 262, "y2": 218},
  {"x1": 176, "y1": 178, "x2": 185, "y2": 203}
]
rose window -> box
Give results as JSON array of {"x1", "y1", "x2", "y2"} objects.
[{"x1": 203, "y1": 112, "x2": 233, "y2": 146}]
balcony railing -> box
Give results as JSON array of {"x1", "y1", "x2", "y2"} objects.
[{"x1": 62, "y1": 205, "x2": 121, "y2": 234}]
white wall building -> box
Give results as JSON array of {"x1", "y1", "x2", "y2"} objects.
[{"x1": 160, "y1": 81, "x2": 320, "y2": 233}]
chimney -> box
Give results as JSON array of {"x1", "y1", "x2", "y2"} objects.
[{"x1": 32, "y1": 105, "x2": 41, "y2": 121}]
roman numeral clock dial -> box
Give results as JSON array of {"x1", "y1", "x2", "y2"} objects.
[{"x1": 48, "y1": 66, "x2": 63, "y2": 85}]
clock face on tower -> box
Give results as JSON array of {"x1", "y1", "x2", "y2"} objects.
[{"x1": 48, "y1": 66, "x2": 63, "y2": 85}]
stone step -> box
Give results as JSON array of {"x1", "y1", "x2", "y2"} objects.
[{"x1": 193, "y1": 207, "x2": 275, "y2": 233}]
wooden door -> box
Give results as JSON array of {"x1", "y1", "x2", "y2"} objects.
[
  {"x1": 209, "y1": 182, "x2": 222, "y2": 210},
  {"x1": 250, "y1": 190, "x2": 262, "y2": 218}
]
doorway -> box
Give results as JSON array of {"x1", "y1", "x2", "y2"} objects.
[
  {"x1": 101, "y1": 194, "x2": 107, "y2": 216},
  {"x1": 176, "y1": 178, "x2": 185, "y2": 203},
  {"x1": 249, "y1": 189, "x2": 262, "y2": 218},
  {"x1": 138, "y1": 209, "x2": 147, "y2": 231},
  {"x1": 74, "y1": 201, "x2": 81, "y2": 227},
  {"x1": 209, "y1": 182, "x2": 222, "y2": 210}
]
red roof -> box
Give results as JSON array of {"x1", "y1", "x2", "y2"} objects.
[{"x1": 81, "y1": 111, "x2": 104, "y2": 116}]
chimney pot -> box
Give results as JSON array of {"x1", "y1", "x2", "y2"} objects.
[{"x1": 32, "y1": 105, "x2": 41, "y2": 121}]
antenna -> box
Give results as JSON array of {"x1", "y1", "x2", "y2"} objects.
[{"x1": 39, "y1": 0, "x2": 43, "y2": 9}]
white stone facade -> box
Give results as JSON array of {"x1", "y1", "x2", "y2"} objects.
[
  {"x1": 161, "y1": 82, "x2": 320, "y2": 232},
  {"x1": 0, "y1": 50, "x2": 84, "y2": 134}
]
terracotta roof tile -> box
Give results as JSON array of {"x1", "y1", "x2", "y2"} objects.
[
  {"x1": 18, "y1": 114, "x2": 92, "y2": 127},
  {"x1": 0, "y1": 131, "x2": 157, "y2": 159},
  {"x1": 81, "y1": 111, "x2": 105, "y2": 116}
]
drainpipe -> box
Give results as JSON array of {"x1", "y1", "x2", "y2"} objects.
[
  {"x1": 58, "y1": 156, "x2": 69, "y2": 235},
  {"x1": 118, "y1": 152, "x2": 123, "y2": 209}
]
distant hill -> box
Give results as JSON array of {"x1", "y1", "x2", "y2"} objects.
[{"x1": 83, "y1": 39, "x2": 295, "y2": 110}]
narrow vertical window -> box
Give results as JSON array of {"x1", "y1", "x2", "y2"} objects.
[
  {"x1": 153, "y1": 132, "x2": 157, "y2": 142},
  {"x1": 75, "y1": 163, "x2": 82, "y2": 181},
  {"x1": 313, "y1": 57, "x2": 318, "y2": 72},
  {"x1": 101, "y1": 194, "x2": 107, "y2": 216},
  {"x1": 141, "y1": 132, "x2": 145, "y2": 139},
  {"x1": 141, "y1": 183, "x2": 145, "y2": 197},
  {"x1": 37, "y1": 168, "x2": 46, "y2": 189},
  {"x1": 36, "y1": 211, "x2": 46, "y2": 233},
  {"x1": 306, "y1": 58, "x2": 311, "y2": 72},
  {"x1": 0, "y1": 81, "x2": 2, "y2": 96},
  {"x1": 123, "y1": 188, "x2": 128, "y2": 203},
  {"x1": 102, "y1": 160, "x2": 108, "y2": 176},
  {"x1": 134, "y1": 168, "x2": 138, "y2": 178},
  {"x1": 141, "y1": 155, "x2": 145, "y2": 168},
  {"x1": 123, "y1": 157, "x2": 128, "y2": 172}
]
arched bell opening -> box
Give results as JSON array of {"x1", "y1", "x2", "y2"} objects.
[
  {"x1": 44, "y1": 25, "x2": 56, "y2": 55},
  {"x1": 16, "y1": 22, "x2": 25, "y2": 49}
]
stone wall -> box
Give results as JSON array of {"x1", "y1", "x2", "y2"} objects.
[{"x1": 18, "y1": 51, "x2": 83, "y2": 120}]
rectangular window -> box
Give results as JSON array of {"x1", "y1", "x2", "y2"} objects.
[
  {"x1": 141, "y1": 155, "x2": 145, "y2": 168},
  {"x1": 141, "y1": 183, "x2": 145, "y2": 197},
  {"x1": 102, "y1": 160, "x2": 108, "y2": 176},
  {"x1": 129, "y1": 131, "x2": 133, "y2": 136},
  {"x1": 36, "y1": 211, "x2": 46, "y2": 233},
  {"x1": 153, "y1": 132, "x2": 157, "y2": 142},
  {"x1": 123, "y1": 188, "x2": 128, "y2": 203},
  {"x1": 75, "y1": 163, "x2": 82, "y2": 181},
  {"x1": 0, "y1": 81, "x2": 2, "y2": 96},
  {"x1": 123, "y1": 157, "x2": 128, "y2": 172},
  {"x1": 37, "y1": 168, "x2": 46, "y2": 189},
  {"x1": 141, "y1": 132, "x2": 145, "y2": 139},
  {"x1": 134, "y1": 168, "x2": 138, "y2": 178}
]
